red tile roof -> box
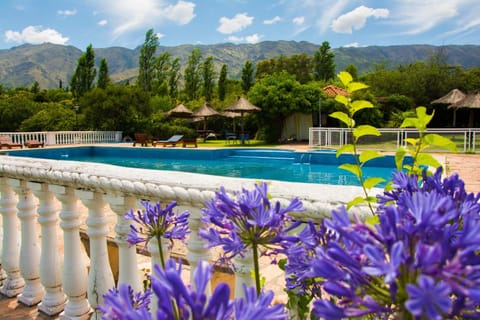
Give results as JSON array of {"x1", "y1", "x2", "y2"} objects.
[{"x1": 322, "y1": 85, "x2": 348, "y2": 97}]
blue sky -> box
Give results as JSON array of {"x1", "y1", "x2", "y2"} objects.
[{"x1": 1, "y1": 0, "x2": 480, "y2": 50}]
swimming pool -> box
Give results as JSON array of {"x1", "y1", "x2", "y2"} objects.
[{"x1": 6, "y1": 147, "x2": 402, "y2": 187}]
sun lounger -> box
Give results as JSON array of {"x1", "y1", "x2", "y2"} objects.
[
  {"x1": 153, "y1": 135, "x2": 184, "y2": 147},
  {"x1": 133, "y1": 133, "x2": 152, "y2": 147},
  {"x1": 25, "y1": 140, "x2": 44, "y2": 148},
  {"x1": 0, "y1": 135, "x2": 22, "y2": 149},
  {"x1": 182, "y1": 138, "x2": 198, "y2": 148}
]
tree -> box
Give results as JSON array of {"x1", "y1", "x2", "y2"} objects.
[
  {"x1": 70, "y1": 44, "x2": 96, "y2": 100},
  {"x1": 312, "y1": 41, "x2": 335, "y2": 81},
  {"x1": 137, "y1": 29, "x2": 159, "y2": 92},
  {"x1": 202, "y1": 56, "x2": 215, "y2": 101},
  {"x1": 184, "y1": 48, "x2": 202, "y2": 101},
  {"x1": 218, "y1": 64, "x2": 228, "y2": 101},
  {"x1": 241, "y1": 60, "x2": 255, "y2": 93},
  {"x1": 344, "y1": 64, "x2": 358, "y2": 80},
  {"x1": 169, "y1": 58, "x2": 181, "y2": 100},
  {"x1": 97, "y1": 58, "x2": 110, "y2": 89}
]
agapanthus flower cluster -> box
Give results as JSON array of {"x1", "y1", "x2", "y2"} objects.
[
  {"x1": 199, "y1": 181, "x2": 304, "y2": 261},
  {"x1": 125, "y1": 200, "x2": 190, "y2": 266},
  {"x1": 100, "y1": 259, "x2": 288, "y2": 320},
  {"x1": 283, "y1": 168, "x2": 480, "y2": 319}
]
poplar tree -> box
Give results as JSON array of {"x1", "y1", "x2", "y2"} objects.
[
  {"x1": 137, "y1": 29, "x2": 159, "y2": 92},
  {"x1": 169, "y1": 57, "x2": 181, "y2": 99},
  {"x1": 184, "y1": 48, "x2": 202, "y2": 100},
  {"x1": 202, "y1": 56, "x2": 215, "y2": 101},
  {"x1": 218, "y1": 64, "x2": 228, "y2": 101},
  {"x1": 97, "y1": 58, "x2": 110, "y2": 89},
  {"x1": 241, "y1": 60, "x2": 255, "y2": 93},
  {"x1": 312, "y1": 41, "x2": 336, "y2": 81},
  {"x1": 70, "y1": 44, "x2": 96, "y2": 99}
]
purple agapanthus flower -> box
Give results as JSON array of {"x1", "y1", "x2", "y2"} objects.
[
  {"x1": 282, "y1": 167, "x2": 480, "y2": 319},
  {"x1": 151, "y1": 259, "x2": 232, "y2": 320},
  {"x1": 124, "y1": 200, "x2": 190, "y2": 249},
  {"x1": 233, "y1": 284, "x2": 288, "y2": 320},
  {"x1": 99, "y1": 284, "x2": 152, "y2": 320},
  {"x1": 406, "y1": 275, "x2": 452, "y2": 319},
  {"x1": 199, "y1": 182, "x2": 304, "y2": 261}
]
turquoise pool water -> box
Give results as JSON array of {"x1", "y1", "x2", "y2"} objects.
[{"x1": 7, "y1": 147, "x2": 403, "y2": 187}]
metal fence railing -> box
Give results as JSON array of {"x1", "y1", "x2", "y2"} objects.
[
  {"x1": 0, "y1": 131, "x2": 123, "y2": 147},
  {"x1": 309, "y1": 127, "x2": 480, "y2": 153}
]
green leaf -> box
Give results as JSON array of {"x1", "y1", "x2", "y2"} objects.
[
  {"x1": 353, "y1": 125, "x2": 381, "y2": 140},
  {"x1": 395, "y1": 148, "x2": 407, "y2": 171},
  {"x1": 335, "y1": 94, "x2": 350, "y2": 107},
  {"x1": 339, "y1": 163, "x2": 361, "y2": 178},
  {"x1": 416, "y1": 153, "x2": 441, "y2": 169},
  {"x1": 405, "y1": 137, "x2": 419, "y2": 147},
  {"x1": 347, "y1": 196, "x2": 366, "y2": 209},
  {"x1": 359, "y1": 150, "x2": 384, "y2": 163},
  {"x1": 416, "y1": 106, "x2": 434, "y2": 128},
  {"x1": 338, "y1": 71, "x2": 353, "y2": 87},
  {"x1": 336, "y1": 144, "x2": 354, "y2": 157},
  {"x1": 400, "y1": 117, "x2": 418, "y2": 128},
  {"x1": 363, "y1": 177, "x2": 386, "y2": 189},
  {"x1": 424, "y1": 133, "x2": 457, "y2": 152},
  {"x1": 351, "y1": 100, "x2": 374, "y2": 115},
  {"x1": 348, "y1": 82, "x2": 369, "y2": 93},
  {"x1": 365, "y1": 215, "x2": 380, "y2": 226},
  {"x1": 330, "y1": 111, "x2": 353, "y2": 127}
]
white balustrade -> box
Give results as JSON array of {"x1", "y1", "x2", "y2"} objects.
[
  {"x1": 79, "y1": 190, "x2": 115, "y2": 320},
  {"x1": 11, "y1": 179, "x2": 44, "y2": 306},
  {"x1": 0, "y1": 154, "x2": 370, "y2": 318},
  {"x1": 54, "y1": 186, "x2": 91, "y2": 319},
  {"x1": 29, "y1": 182, "x2": 66, "y2": 315},
  {"x1": 0, "y1": 177, "x2": 24, "y2": 297}
]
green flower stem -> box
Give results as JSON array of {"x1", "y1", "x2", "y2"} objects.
[
  {"x1": 252, "y1": 242, "x2": 261, "y2": 295},
  {"x1": 157, "y1": 235, "x2": 166, "y2": 269}
]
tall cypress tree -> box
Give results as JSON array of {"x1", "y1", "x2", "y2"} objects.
[
  {"x1": 312, "y1": 41, "x2": 336, "y2": 81},
  {"x1": 202, "y1": 56, "x2": 215, "y2": 101},
  {"x1": 241, "y1": 60, "x2": 255, "y2": 93},
  {"x1": 70, "y1": 44, "x2": 96, "y2": 99},
  {"x1": 97, "y1": 58, "x2": 110, "y2": 89},
  {"x1": 137, "y1": 29, "x2": 159, "y2": 92},
  {"x1": 218, "y1": 64, "x2": 228, "y2": 101},
  {"x1": 184, "y1": 48, "x2": 202, "y2": 101}
]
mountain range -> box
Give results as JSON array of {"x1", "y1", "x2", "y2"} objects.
[{"x1": 1, "y1": 41, "x2": 479, "y2": 89}]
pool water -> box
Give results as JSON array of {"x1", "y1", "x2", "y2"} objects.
[{"x1": 7, "y1": 147, "x2": 403, "y2": 187}]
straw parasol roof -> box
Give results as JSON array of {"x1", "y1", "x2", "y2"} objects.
[
  {"x1": 193, "y1": 102, "x2": 220, "y2": 131},
  {"x1": 225, "y1": 97, "x2": 260, "y2": 144},
  {"x1": 431, "y1": 89, "x2": 466, "y2": 105},
  {"x1": 167, "y1": 103, "x2": 193, "y2": 118},
  {"x1": 449, "y1": 92, "x2": 480, "y2": 127}
]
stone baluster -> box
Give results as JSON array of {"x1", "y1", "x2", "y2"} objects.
[
  {"x1": 109, "y1": 195, "x2": 142, "y2": 292},
  {"x1": 0, "y1": 177, "x2": 24, "y2": 297},
  {"x1": 186, "y1": 206, "x2": 211, "y2": 295},
  {"x1": 0, "y1": 200, "x2": 6, "y2": 287},
  {"x1": 29, "y1": 182, "x2": 66, "y2": 315},
  {"x1": 79, "y1": 190, "x2": 115, "y2": 320},
  {"x1": 233, "y1": 250, "x2": 254, "y2": 299},
  {"x1": 147, "y1": 233, "x2": 169, "y2": 316},
  {"x1": 10, "y1": 179, "x2": 44, "y2": 305},
  {"x1": 52, "y1": 185, "x2": 91, "y2": 319}
]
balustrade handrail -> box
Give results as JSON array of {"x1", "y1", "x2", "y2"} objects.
[{"x1": 0, "y1": 155, "x2": 373, "y2": 318}]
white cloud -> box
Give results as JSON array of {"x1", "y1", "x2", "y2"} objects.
[
  {"x1": 392, "y1": 1, "x2": 458, "y2": 35},
  {"x1": 91, "y1": 0, "x2": 196, "y2": 37},
  {"x1": 292, "y1": 16, "x2": 305, "y2": 26},
  {"x1": 57, "y1": 9, "x2": 77, "y2": 16},
  {"x1": 226, "y1": 33, "x2": 262, "y2": 44},
  {"x1": 343, "y1": 42, "x2": 359, "y2": 48},
  {"x1": 98, "y1": 20, "x2": 108, "y2": 26},
  {"x1": 264, "y1": 16, "x2": 281, "y2": 25},
  {"x1": 331, "y1": 6, "x2": 389, "y2": 34},
  {"x1": 156, "y1": 32, "x2": 165, "y2": 39},
  {"x1": 217, "y1": 13, "x2": 253, "y2": 34},
  {"x1": 245, "y1": 33, "x2": 262, "y2": 44},
  {"x1": 4, "y1": 26, "x2": 69, "y2": 45}
]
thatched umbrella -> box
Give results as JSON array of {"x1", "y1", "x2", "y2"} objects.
[
  {"x1": 193, "y1": 102, "x2": 220, "y2": 131},
  {"x1": 167, "y1": 103, "x2": 193, "y2": 118},
  {"x1": 222, "y1": 111, "x2": 241, "y2": 134},
  {"x1": 449, "y1": 92, "x2": 480, "y2": 127},
  {"x1": 225, "y1": 97, "x2": 261, "y2": 144},
  {"x1": 432, "y1": 89, "x2": 466, "y2": 126}
]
